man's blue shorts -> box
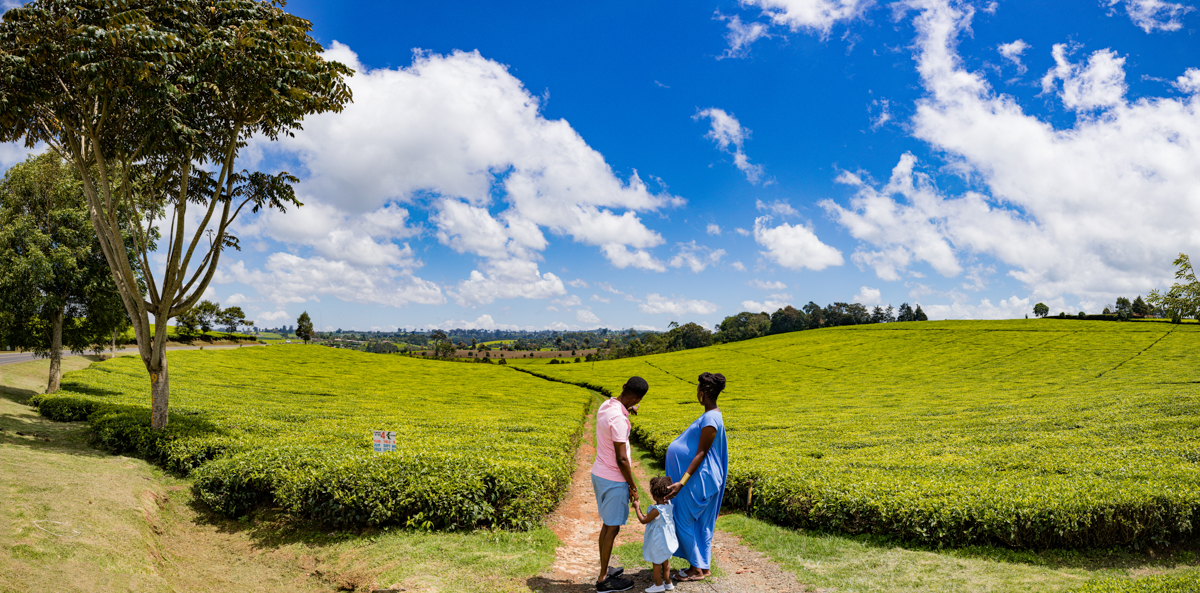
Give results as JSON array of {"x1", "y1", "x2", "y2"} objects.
[{"x1": 591, "y1": 473, "x2": 629, "y2": 526}]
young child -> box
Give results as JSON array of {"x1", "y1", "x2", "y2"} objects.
[{"x1": 632, "y1": 476, "x2": 679, "y2": 593}]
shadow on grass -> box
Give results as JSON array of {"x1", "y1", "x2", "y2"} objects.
[
  {"x1": 0, "y1": 384, "x2": 39, "y2": 405},
  {"x1": 185, "y1": 497, "x2": 400, "y2": 550},
  {"x1": 57, "y1": 382, "x2": 124, "y2": 398}
]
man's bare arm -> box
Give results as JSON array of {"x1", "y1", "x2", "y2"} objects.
[{"x1": 614, "y1": 441, "x2": 638, "y2": 502}]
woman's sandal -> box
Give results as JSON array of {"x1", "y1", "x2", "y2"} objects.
[{"x1": 673, "y1": 569, "x2": 705, "y2": 582}]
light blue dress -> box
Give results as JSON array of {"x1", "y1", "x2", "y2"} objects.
[
  {"x1": 666, "y1": 409, "x2": 728, "y2": 570},
  {"x1": 642, "y1": 502, "x2": 678, "y2": 564}
]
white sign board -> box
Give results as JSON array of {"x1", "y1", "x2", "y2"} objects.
[{"x1": 372, "y1": 430, "x2": 397, "y2": 453}]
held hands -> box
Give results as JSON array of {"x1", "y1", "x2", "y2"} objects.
[
  {"x1": 665, "y1": 481, "x2": 683, "y2": 501},
  {"x1": 628, "y1": 483, "x2": 639, "y2": 504}
]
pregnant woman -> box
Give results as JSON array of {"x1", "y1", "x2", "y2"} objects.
[{"x1": 665, "y1": 372, "x2": 728, "y2": 582}]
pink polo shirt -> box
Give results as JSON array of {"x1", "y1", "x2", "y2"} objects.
[{"x1": 591, "y1": 398, "x2": 631, "y2": 483}]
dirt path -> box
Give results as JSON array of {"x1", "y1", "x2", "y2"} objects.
[{"x1": 529, "y1": 405, "x2": 808, "y2": 593}]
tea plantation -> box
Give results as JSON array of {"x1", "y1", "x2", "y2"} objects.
[
  {"x1": 30, "y1": 346, "x2": 594, "y2": 529},
  {"x1": 518, "y1": 319, "x2": 1200, "y2": 549}
]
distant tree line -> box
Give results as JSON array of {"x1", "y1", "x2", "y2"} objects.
[{"x1": 601, "y1": 301, "x2": 927, "y2": 360}]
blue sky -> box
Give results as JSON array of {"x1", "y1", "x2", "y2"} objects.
[{"x1": 5, "y1": 0, "x2": 1200, "y2": 331}]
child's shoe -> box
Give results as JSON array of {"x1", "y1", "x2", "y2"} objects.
[
  {"x1": 645, "y1": 585, "x2": 667, "y2": 593},
  {"x1": 664, "y1": 583, "x2": 675, "y2": 591}
]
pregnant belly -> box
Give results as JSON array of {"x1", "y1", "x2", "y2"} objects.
[{"x1": 666, "y1": 438, "x2": 691, "y2": 478}]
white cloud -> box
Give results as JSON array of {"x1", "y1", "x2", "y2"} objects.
[
  {"x1": 601, "y1": 244, "x2": 667, "y2": 272},
  {"x1": 639, "y1": 294, "x2": 720, "y2": 316},
  {"x1": 719, "y1": 14, "x2": 772, "y2": 58},
  {"x1": 707, "y1": 223, "x2": 722, "y2": 236},
  {"x1": 0, "y1": 141, "x2": 42, "y2": 171},
  {"x1": 217, "y1": 255, "x2": 444, "y2": 308},
  {"x1": 923, "y1": 295, "x2": 1031, "y2": 320},
  {"x1": 257, "y1": 310, "x2": 292, "y2": 323},
  {"x1": 695, "y1": 108, "x2": 765, "y2": 183},
  {"x1": 1040, "y1": 44, "x2": 1127, "y2": 111},
  {"x1": 853, "y1": 286, "x2": 883, "y2": 305},
  {"x1": 668, "y1": 241, "x2": 726, "y2": 273},
  {"x1": 731, "y1": 261, "x2": 747, "y2": 271},
  {"x1": 870, "y1": 98, "x2": 892, "y2": 130},
  {"x1": 225, "y1": 293, "x2": 248, "y2": 306},
  {"x1": 428, "y1": 314, "x2": 521, "y2": 331},
  {"x1": 823, "y1": 156, "x2": 964, "y2": 281},
  {"x1": 553, "y1": 295, "x2": 583, "y2": 308},
  {"x1": 576, "y1": 309, "x2": 601, "y2": 324},
  {"x1": 741, "y1": 0, "x2": 871, "y2": 37},
  {"x1": 750, "y1": 279, "x2": 788, "y2": 290},
  {"x1": 598, "y1": 282, "x2": 626, "y2": 295},
  {"x1": 755, "y1": 199, "x2": 799, "y2": 218},
  {"x1": 753, "y1": 215, "x2": 844, "y2": 271},
  {"x1": 591, "y1": 294, "x2": 611, "y2": 303},
  {"x1": 451, "y1": 259, "x2": 565, "y2": 306},
  {"x1": 1104, "y1": 0, "x2": 1192, "y2": 33},
  {"x1": 741, "y1": 299, "x2": 791, "y2": 312},
  {"x1": 253, "y1": 44, "x2": 682, "y2": 294},
  {"x1": 1176, "y1": 68, "x2": 1200, "y2": 94},
  {"x1": 997, "y1": 39, "x2": 1029, "y2": 74},
  {"x1": 820, "y1": 0, "x2": 1200, "y2": 303},
  {"x1": 568, "y1": 278, "x2": 589, "y2": 288},
  {"x1": 962, "y1": 264, "x2": 995, "y2": 292},
  {"x1": 735, "y1": 228, "x2": 751, "y2": 236}
]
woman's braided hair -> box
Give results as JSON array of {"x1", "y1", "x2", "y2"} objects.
[{"x1": 698, "y1": 372, "x2": 726, "y2": 401}]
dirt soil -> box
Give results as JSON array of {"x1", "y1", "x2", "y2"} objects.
[{"x1": 529, "y1": 407, "x2": 809, "y2": 593}]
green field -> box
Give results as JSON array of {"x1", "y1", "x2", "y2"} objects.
[
  {"x1": 30, "y1": 347, "x2": 594, "y2": 529},
  {"x1": 516, "y1": 319, "x2": 1200, "y2": 549}
]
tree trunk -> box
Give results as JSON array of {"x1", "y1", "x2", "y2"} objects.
[
  {"x1": 149, "y1": 351, "x2": 169, "y2": 430},
  {"x1": 111, "y1": 329, "x2": 117, "y2": 360},
  {"x1": 47, "y1": 306, "x2": 63, "y2": 393}
]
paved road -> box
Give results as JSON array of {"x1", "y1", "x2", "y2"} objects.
[{"x1": 0, "y1": 344, "x2": 259, "y2": 367}]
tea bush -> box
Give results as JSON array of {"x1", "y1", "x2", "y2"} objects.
[
  {"x1": 31, "y1": 346, "x2": 592, "y2": 529},
  {"x1": 1072, "y1": 570, "x2": 1200, "y2": 592},
  {"x1": 517, "y1": 320, "x2": 1200, "y2": 548}
]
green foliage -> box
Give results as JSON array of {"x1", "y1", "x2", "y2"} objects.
[
  {"x1": 770, "y1": 305, "x2": 808, "y2": 334},
  {"x1": 1034, "y1": 303, "x2": 1050, "y2": 318},
  {"x1": 1132, "y1": 296, "x2": 1150, "y2": 317},
  {"x1": 0, "y1": 152, "x2": 129, "y2": 356},
  {"x1": 716, "y1": 311, "x2": 771, "y2": 343},
  {"x1": 1149, "y1": 254, "x2": 1200, "y2": 321},
  {"x1": 0, "y1": 0, "x2": 354, "y2": 428},
  {"x1": 522, "y1": 320, "x2": 1200, "y2": 549},
  {"x1": 663, "y1": 321, "x2": 714, "y2": 350},
  {"x1": 31, "y1": 347, "x2": 593, "y2": 529},
  {"x1": 296, "y1": 311, "x2": 314, "y2": 344},
  {"x1": 1072, "y1": 570, "x2": 1200, "y2": 592}
]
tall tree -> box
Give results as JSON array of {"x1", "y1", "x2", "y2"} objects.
[
  {"x1": 1148, "y1": 253, "x2": 1200, "y2": 322},
  {"x1": 296, "y1": 311, "x2": 314, "y2": 345},
  {"x1": 0, "y1": 0, "x2": 352, "y2": 429},
  {"x1": 897, "y1": 303, "x2": 916, "y2": 322},
  {"x1": 914, "y1": 304, "x2": 928, "y2": 321},
  {"x1": 217, "y1": 306, "x2": 251, "y2": 333},
  {"x1": 1033, "y1": 303, "x2": 1049, "y2": 318},
  {"x1": 1131, "y1": 296, "x2": 1149, "y2": 317},
  {"x1": 769, "y1": 305, "x2": 808, "y2": 334},
  {"x1": 0, "y1": 152, "x2": 131, "y2": 392}
]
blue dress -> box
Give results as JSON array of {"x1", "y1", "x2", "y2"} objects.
[
  {"x1": 642, "y1": 502, "x2": 678, "y2": 564},
  {"x1": 666, "y1": 409, "x2": 728, "y2": 570}
]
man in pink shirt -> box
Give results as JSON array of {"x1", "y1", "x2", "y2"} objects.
[{"x1": 591, "y1": 376, "x2": 649, "y2": 592}]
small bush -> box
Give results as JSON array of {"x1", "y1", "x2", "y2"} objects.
[{"x1": 1072, "y1": 570, "x2": 1200, "y2": 592}]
